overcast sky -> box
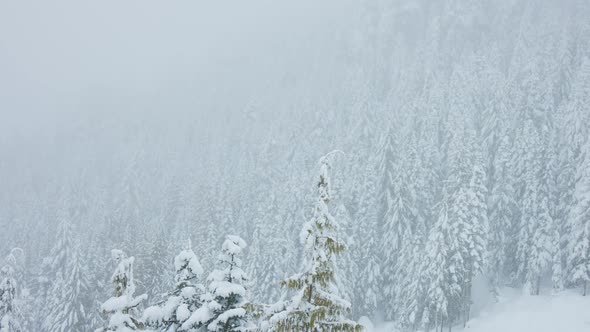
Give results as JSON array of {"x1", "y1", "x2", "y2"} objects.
[{"x1": 0, "y1": 0, "x2": 355, "y2": 136}]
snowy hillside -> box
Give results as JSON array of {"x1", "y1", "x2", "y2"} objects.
[
  {"x1": 2, "y1": 0, "x2": 590, "y2": 331},
  {"x1": 366, "y1": 289, "x2": 590, "y2": 332},
  {"x1": 463, "y1": 289, "x2": 590, "y2": 332}
]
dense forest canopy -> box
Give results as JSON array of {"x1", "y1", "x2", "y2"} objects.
[{"x1": 1, "y1": 0, "x2": 590, "y2": 331}]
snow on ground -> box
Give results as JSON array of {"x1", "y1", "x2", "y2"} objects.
[
  {"x1": 365, "y1": 288, "x2": 590, "y2": 332},
  {"x1": 463, "y1": 288, "x2": 590, "y2": 332}
]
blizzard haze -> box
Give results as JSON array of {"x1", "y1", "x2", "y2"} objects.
[{"x1": 1, "y1": 1, "x2": 590, "y2": 332}]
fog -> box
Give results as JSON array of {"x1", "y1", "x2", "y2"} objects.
[
  {"x1": 1, "y1": 1, "x2": 590, "y2": 331},
  {"x1": 1, "y1": 0, "x2": 353, "y2": 127}
]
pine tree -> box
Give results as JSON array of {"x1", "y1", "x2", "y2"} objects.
[
  {"x1": 183, "y1": 235, "x2": 250, "y2": 332},
  {"x1": 356, "y1": 160, "x2": 382, "y2": 319},
  {"x1": 525, "y1": 190, "x2": 553, "y2": 296},
  {"x1": 332, "y1": 203, "x2": 357, "y2": 316},
  {"x1": 144, "y1": 239, "x2": 205, "y2": 331},
  {"x1": 83, "y1": 238, "x2": 110, "y2": 332},
  {"x1": 45, "y1": 243, "x2": 87, "y2": 332},
  {"x1": 44, "y1": 212, "x2": 88, "y2": 332},
  {"x1": 30, "y1": 257, "x2": 52, "y2": 331},
  {"x1": 421, "y1": 198, "x2": 462, "y2": 332},
  {"x1": 97, "y1": 249, "x2": 148, "y2": 332},
  {"x1": 515, "y1": 121, "x2": 543, "y2": 289},
  {"x1": 461, "y1": 156, "x2": 488, "y2": 321},
  {"x1": 247, "y1": 196, "x2": 288, "y2": 305},
  {"x1": 564, "y1": 57, "x2": 590, "y2": 162},
  {"x1": 378, "y1": 130, "x2": 418, "y2": 320},
  {"x1": 0, "y1": 251, "x2": 23, "y2": 332},
  {"x1": 395, "y1": 235, "x2": 427, "y2": 331},
  {"x1": 487, "y1": 135, "x2": 516, "y2": 295},
  {"x1": 567, "y1": 141, "x2": 590, "y2": 296},
  {"x1": 268, "y1": 153, "x2": 362, "y2": 332},
  {"x1": 143, "y1": 229, "x2": 173, "y2": 305}
]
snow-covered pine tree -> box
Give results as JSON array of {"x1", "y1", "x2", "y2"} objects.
[
  {"x1": 44, "y1": 212, "x2": 88, "y2": 332},
  {"x1": 247, "y1": 195, "x2": 288, "y2": 305},
  {"x1": 515, "y1": 121, "x2": 542, "y2": 288},
  {"x1": 332, "y1": 203, "x2": 357, "y2": 317},
  {"x1": 0, "y1": 250, "x2": 23, "y2": 332},
  {"x1": 83, "y1": 238, "x2": 109, "y2": 332},
  {"x1": 143, "y1": 228, "x2": 173, "y2": 305},
  {"x1": 395, "y1": 234, "x2": 427, "y2": 331},
  {"x1": 97, "y1": 249, "x2": 147, "y2": 332},
  {"x1": 356, "y1": 160, "x2": 382, "y2": 319},
  {"x1": 268, "y1": 152, "x2": 362, "y2": 332},
  {"x1": 567, "y1": 141, "x2": 590, "y2": 296},
  {"x1": 30, "y1": 257, "x2": 52, "y2": 331},
  {"x1": 487, "y1": 135, "x2": 516, "y2": 295},
  {"x1": 514, "y1": 126, "x2": 555, "y2": 296},
  {"x1": 45, "y1": 241, "x2": 87, "y2": 332},
  {"x1": 525, "y1": 186, "x2": 553, "y2": 296},
  {"x1": 461, "y1": 155, "x2": 488, "y2": 321},
  {"x1": 564, "y1": 57, "x2": 590, "y2": 162},
  {"x1": 421, "y1": 197, "x2": 462, "y2": 332},
  {"x1": 144, "y1": 239, "x2": 205, "y2": 331},
  {"x1": 378, "y1": 129, "x2": 418, "y2": 320},
  {"x1": 529, "y1": 142, "x2": 559, "y2": 295},
  {"x1": 547, "y1": 132, "x2": 567, "y2": 293},
  {"x1": 183, "y1": 235, "x2": 250, "y2": 332}
]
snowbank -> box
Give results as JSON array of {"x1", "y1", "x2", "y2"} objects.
[
  {"x1": 366, "y1": 288, "x2": 590, "y2": 332},
  {"x1": 463, "y1": 288, "x2": 590, "y2": 332}
]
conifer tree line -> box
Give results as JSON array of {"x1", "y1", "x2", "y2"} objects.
[
  {"x1": 2, "y1": 155, "x2": 361, "y2": 331},
  {"x1": 2, "y1": 1, "x2": 590, "y2": 332}
]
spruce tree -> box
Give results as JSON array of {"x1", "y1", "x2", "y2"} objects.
[
  {"x1": 45, "y1": 213, "x2": 88, "y2": 332},
  {"x1": 567, "y1": 141, "x2": 590, "y2": 295},
  {"x1": 97, "y1": 249, "x2": 147, "y2": 332},
  {"x1": 461, "y1": 158, "x2": 488, "y2": 320},
  {"x1": 268, "y1": 153, "x2": 362, "y2": 332},
  {"x1": 0, "y1": 251, "x2": 22, "y2": 332},
  {"x1": 395, "y1": 235, "x2": 427, "y2": 331},
  {"x1": 144, "y1": 240, "x2": 205, "y2": 331},
  {"x1": 379, "y1": 130, "x2": 418, "y2": 320},
  {"x1": 183, "y1": 235, "x2": 250, "y2": 332},
  {"x1": 143, "y1": 229, "x2": 173, "y2": 305},
  {"x1": 45, "y1": 243, "x2": 87, "y2": 332},
  {"x1": 421, "y1": 198, "x2": 461, "y2": 332},
  {"x1": 487, "y1": 135, "x2": 516, "y2": 295}
]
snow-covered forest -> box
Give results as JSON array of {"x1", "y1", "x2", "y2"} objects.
[{"x1": 1, "y1": 0, "x2": 590, "y2": 331}]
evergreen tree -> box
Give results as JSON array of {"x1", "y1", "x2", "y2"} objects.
[
  {"x1": 487, "y1": 135, "x2": 516, "y2": 294},
  {"x1": 144, "y1": 239, "x2": 205, "y2": 331},
  {"x1": 461, "y1": 156, "x2": 488, "y2": 321},
  {"x1": 247, "y1": 196, "x2": 288, "y2": 305},
  {"x1": 564, "y1": 57, "x2": 590, "y2": 162},
  {"x1": 44, "y1": 212, "x2": 88, "y2": 332},
  {"x1": 515, "y1": 121, "x2": 543, "y2": 288},
  {"x1": 0, "y1": 251, "x2": 23, "y2": 332},
  {"x1": 97, "y1": 250, "x2": 147, "y2": 332},
  {"x1": 356, "y1": 160, "x2": 382, "y2": 318},
  {"x1": 268, "y1": 153, "x2": 362, "y2": 332},
  {"x1": 421, "y1": 198, "x2": 462, "y2": 332},
  {"x1": 530, "y1": 143, "x2": 558, "y2": 295},
  {"x1": 84, "y1": 238, "x2": 110, "y2": 332},
  {"x1": 183, "y1": 235, "x2": 250, "y2": 332},
  {"x1": 395, "y1": 235, "x2": 427, "y2": 331},
  {"x1": 378, "y1": 130, "x2": 418, "y2": 320},
  {"x1": 143, "y1": 229, "x2": 173, "y2": 305},
  {"x1": 567, "y1": 141, "x2": 590, "y2": 295},
  {"x1": 45, "y1": 242, "x2": 87, "y2": 332},
  {"x1": 332, "y1": 203, "x2": 357, "y2": 316}
]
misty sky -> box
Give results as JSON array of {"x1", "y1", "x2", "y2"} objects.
[{"x1": 0, "y1": 0, "x2": 355, "y2": 135}]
